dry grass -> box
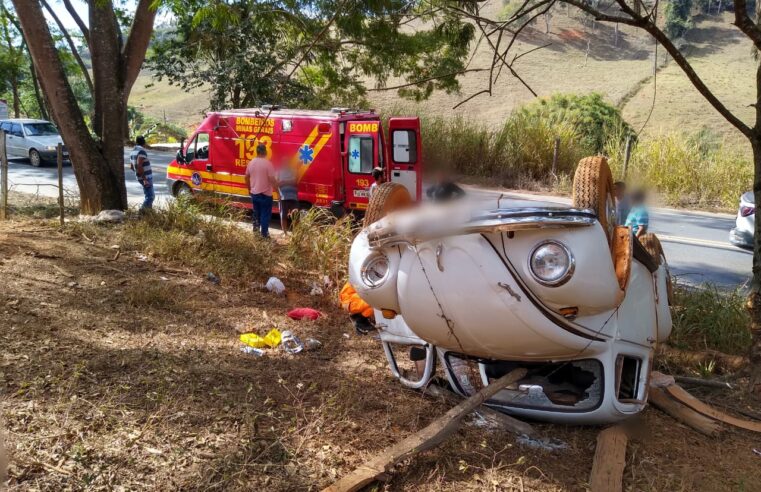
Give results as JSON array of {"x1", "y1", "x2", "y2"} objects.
[{"x1": 2, "y1": 194, "x2": 761, "y2": 491}]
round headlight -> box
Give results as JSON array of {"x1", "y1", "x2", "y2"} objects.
[
  {"x1": 360, "y1": 255, "x2": 390, "y2": 288},
  {"x1": 529, "y1": 240, "x2": 574, "y2": 286}
]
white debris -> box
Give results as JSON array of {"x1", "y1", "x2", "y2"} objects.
[
  {"x1": 516, "y1": 435, "x2": 568, "y2": 451},
  {"x1": 80, "y1": 210, "x2": 126, "y2": 223},
  {"x1": 265, "y1": 276, "x2": 285, "y2": 295},
  {"x1": 309, "y1": 282, "x2": 324, "y2": 296}
]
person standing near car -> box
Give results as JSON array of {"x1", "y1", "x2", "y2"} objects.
[
  {"x1": 245, "y1": 143, "x2": 277, "y2": 238},
  {"x1": 130, "y1": 135, "x2": 154, "y2": 210},
  {"x1": 625, "y1": 189, "x2": 649, "y2": 238},
  {"x1": 613, "y1": 181, "x2": 630, "y2": 225},
  {"x1": 277, "y1": 158, "x2": 299, "y2": 233}
]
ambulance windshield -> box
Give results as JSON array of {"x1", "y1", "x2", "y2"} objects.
[{"x1": 348, "y1": 136, "x2": 373, "y2": 174}]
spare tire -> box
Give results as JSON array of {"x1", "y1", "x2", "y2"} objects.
[
  {"x1": 364, "y1": 182, "x2": 412, "y2": 227},
  {"x1": 572, "y1": 156, "x2": 616, "y2": 241}
]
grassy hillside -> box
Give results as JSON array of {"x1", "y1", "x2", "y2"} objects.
[
  {"x1": 129, "y1": 3, "x2": 754, "y2": 149},
  {"x1": 129, "y1": 71, "x2": 208, "y2": 130}
]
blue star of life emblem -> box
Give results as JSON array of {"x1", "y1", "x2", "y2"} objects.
[
  {"x1": 350, "y1": 149, "x2": 360, "y2": 159},
  {"x1": 299, "y1": 144, "x2": 314, "y2": 165}
]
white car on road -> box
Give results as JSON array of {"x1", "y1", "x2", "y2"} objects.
[
  {"x1": 0, "y1": 119, "x2": 68, "y2": 166},
  {"x1": 349, "y1": 157, "x2": 672, "y2": 424},
  {"x1": 730, "y1": 191, "x2": 754, "y2": 249}
]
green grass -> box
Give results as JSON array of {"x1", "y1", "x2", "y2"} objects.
[
  {"x1": 669, "y1": 283, "x2": 752, "y2": 356},
  {"x1": 119, "y1": 197, "x2": 271, "y2": 283}
]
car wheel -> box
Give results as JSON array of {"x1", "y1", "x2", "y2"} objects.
[
  {"x1": 29, "y1": 149, "x2": 42, "y2": 167},
  {"x1": 364, "y1": 182, "x2": 412, "y2": 227},
  {"x1": 572, "y1": 156, "x2": 615, "y2": 241}
]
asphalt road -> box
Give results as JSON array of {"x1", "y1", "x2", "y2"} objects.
[{"x1": 4, "y1": 149, "x2": 751, "y2": 288}]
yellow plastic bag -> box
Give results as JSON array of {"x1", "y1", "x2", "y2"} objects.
[
  {"x1": 240, "y1": 329, "x2": 281, "y2": 349},
  {"x1": 262, "y1": 328, "x2": 282, "y2": 348},
  {"x1": 240, "y1": 333, "x2": 266, "y2": 348}
]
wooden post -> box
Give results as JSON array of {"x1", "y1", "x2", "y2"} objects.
[
  {"x1": 57, "y1": 143, "x2": 64, "y2": 226},
  {"x1": 551, "y1": 137, "x2": 560, "y2": 177},
  {"x1": 0, "y1": 130, "x2": 7, "y2": 220},
  {"x1": 622, "y1": 135, "x2": 633, "y2": 180},
  {"x1": 589, "y1": 426, "x2": 628, "y2": 492}
]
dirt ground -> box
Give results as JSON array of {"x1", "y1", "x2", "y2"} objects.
[{"x1": 1, "y1": 216, "x2": 761, "y2": 491}]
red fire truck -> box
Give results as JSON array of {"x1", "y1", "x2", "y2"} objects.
[{"x1": 165, "y1": 106, "x2": 423, "y2": 215}]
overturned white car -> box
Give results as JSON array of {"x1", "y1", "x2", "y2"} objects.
[{"x1": 349, "y1": 157, "x2": 672, "y2": 424}]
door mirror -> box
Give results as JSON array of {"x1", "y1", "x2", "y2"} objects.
[{"x1": 176, "y1": 148, "x2": 186, "y2": 165}]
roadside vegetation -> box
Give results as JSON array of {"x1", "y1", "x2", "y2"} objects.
[
  {"x1": 669, "y1": 283, "x2": 752, "y2": 356},
  {"x1": 396, "y1": 93, "x2": 748, "y2": 209}
]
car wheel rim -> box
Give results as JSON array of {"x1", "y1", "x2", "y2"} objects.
[{"x1": 31, "y1": 152, "x2": 39, "y2": 166}]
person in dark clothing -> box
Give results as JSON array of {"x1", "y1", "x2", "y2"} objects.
[{"x1": 426, "y1": 172, "x2": 465, "y2": 202}]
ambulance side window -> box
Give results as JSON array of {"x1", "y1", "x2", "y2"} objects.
[
  {"x1": 348, "y1": 136, "x2": 373, "y2": 174},
  {"x1": 392, "y1": 130, "x2": 417, "y2": 164},
  {"x1": 186, "y1": 133, "x2": 209, "y2": 162}
]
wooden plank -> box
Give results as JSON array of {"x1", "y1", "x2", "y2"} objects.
[
  {"x1": 323, "y1": 368, "x2": 527, "y2": 492},
  {"x1": 665, "y1": 384, "x2": 761, "y2": 433},
  {"x1": 648, "y1": 387, "x2": 721, "y2": 436},
  {"x1": 423, "y1": 383, "x2": 537, "y2": 437},
  {"x1": 589, "y1": 426, "x2": 628, "y2": 492}
]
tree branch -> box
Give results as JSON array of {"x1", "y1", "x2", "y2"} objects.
[
  {"x1": 40, "y1": 0, "x2": 93, "y2": 97},
  {"x1": 734, "y1": 0, "x2": 761, "y2": 50},
  {"x1": 62, "y1": 0, "x2": 89, "y2": 45},
  {"x1": 122, "y1": 0, "x2": 158, "y2": 97}
]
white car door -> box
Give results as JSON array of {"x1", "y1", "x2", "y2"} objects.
[{"x1": 7, "y1": 122, "x2": 24, "y2": 158}]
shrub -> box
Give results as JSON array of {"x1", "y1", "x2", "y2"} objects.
[
  {"x1": 517, "y1": 92, "x2": 632, "y2": 153},
  {"x1": 286, "y1": 208, "x2": 354, "y2": 288}
]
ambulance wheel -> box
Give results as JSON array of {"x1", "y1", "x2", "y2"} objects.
[
  {"x1": 364, "y1": 182, "x2": 412, "y2": 227},
  {"x1": 174, "y1": 182, "x2": 192, "y2": 198},
  {"x1": 572, "y1": 156, "x2": 616, "y2": 241}
]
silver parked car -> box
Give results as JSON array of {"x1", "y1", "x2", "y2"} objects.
[
  {"x1": 729, "y1": 191, "x2": 754, "y2": 249},
  {"x1": 0, "y1": 119, "x2": 69, "y2": 166}
]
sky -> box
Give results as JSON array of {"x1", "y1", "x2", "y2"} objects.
[{"x1": 46, "y1": 1, "x2": 173, "y2": 31}]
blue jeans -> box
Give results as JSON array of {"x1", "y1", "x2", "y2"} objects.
[
  {"x1": 251, "y1": 193, "x2": 273, "y2": 238},
  {"x1": 139, "y1": 176, "x2": 154, "y2": 209}
]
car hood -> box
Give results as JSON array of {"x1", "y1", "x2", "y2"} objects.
[{"x1": 26, "y1": 135, "x2": 63, "y2": 147}]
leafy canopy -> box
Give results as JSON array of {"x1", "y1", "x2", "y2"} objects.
[
  {"x1": 150, "y1": 0, "x2": 475, "y2": 110},
  {"x1": 518, "y1": 93, "x2": 633, "y2": 153}
]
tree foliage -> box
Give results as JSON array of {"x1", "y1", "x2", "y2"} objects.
[
  {"x1": 664, "y1": 0, "x2": 694, "y2": 39},
  {"x1": 518, "y1": 93, "x2": 632, "y2": 153},
  {"x1": 150, "y1": 0, "x2": 475, "y2": 110}
]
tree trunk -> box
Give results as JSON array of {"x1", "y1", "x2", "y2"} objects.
[
  {"x1": 10, "y1": 77, "x2": 19, "y2": 117},
  {"x1": 29, "y1": 59, "x2": 49, "y2": 121},
  {"x1": 748, "y1": 136, "x2": 761, "y2": 395},
  {"x1": 12, "y1": 0, "x2": 125, "y2": 213}
]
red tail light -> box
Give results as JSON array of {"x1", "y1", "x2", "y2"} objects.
[{"x1": 741, "y1": 206, "x2": 755, "y2": 217}]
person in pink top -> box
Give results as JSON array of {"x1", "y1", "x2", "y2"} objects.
[{"x1": 245, "y1": 144, "x2": 277, "y2": 237}]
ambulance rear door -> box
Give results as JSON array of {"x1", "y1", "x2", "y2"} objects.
[
  {"x1": 344, "y1": 120, "x2": 381, "y2": 210},
  {"x1": 387, "y1": 117, "x2": 422, "y2": 200}
]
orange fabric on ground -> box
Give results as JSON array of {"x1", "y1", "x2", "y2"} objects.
[{"x1": 339, "y1": 282, "x2": 373, "y2": 318}]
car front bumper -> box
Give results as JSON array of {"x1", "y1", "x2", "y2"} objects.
[
  {"x1": 729, "y1": 227, "x2": 753, "y2": 248},
  {"x1": 39, "y1": 149, "x2": 70, "y2": 161}
]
